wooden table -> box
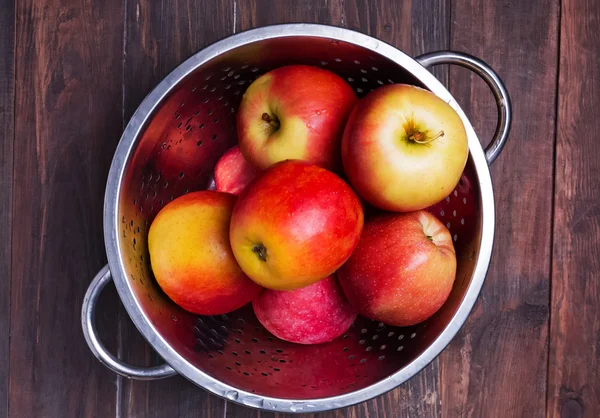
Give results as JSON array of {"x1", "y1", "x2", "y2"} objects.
[{"x1": 1, "y1": 0, "x2": 598, "y2": 417}]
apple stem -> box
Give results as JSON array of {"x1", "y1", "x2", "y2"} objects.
[
  {"x1": 410, "y1": 130, "x2": 444, "y2": 144},
  {"x1": 261, "y1": 112, "x2": 280, "y2": 129},
  {"x1": 252, "y1": 243, "x2": 267, "y2": 262}
]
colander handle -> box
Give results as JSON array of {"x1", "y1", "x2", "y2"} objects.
[
  {"x1": 416, "y1": 51, "x2": 512, "y2": 165},
  {"x1": 81, "y1": 265, "x2": 177, "y2": 380}
]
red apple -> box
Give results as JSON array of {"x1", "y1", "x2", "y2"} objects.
[
  {"x1": 214, "y1": 145, "x2": 257, "y2": 195},
  {"x1": 148, "y1": 191, "x2": 261, "y2": 315},
  {"x1": 253, "y1": 275, "x2": 357, "y2": 344},
  {"x1": 237, "y1": 65, "x2": 358, "y2": 171},
  {"x1": 342, "y1": 84, "x2": 469, "y2": 212},
  {"x1": 337, "y1": 210, "x2": 456, "y2": 327},
  {"x1": 230, "y1": 160, "x2": 364, "y2": 291}
]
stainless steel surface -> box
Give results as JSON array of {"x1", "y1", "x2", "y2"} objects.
[
  {"x1": 82, "y1": 23, "x2": 510, "y2": 412},
  {"x1": 82, "y1": 265, "x2": 177, "y2": 380},
  {"x1": 416, "y1": 51, "x2": 512, "y2": 165}
]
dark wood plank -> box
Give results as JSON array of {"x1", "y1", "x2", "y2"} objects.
[
  {"x1": 0, "y1": 0, "x2": 14, "y2": 415},
  {"x1": 235, "y1": 0, "x2": 337, "y2": 26},
  {"x1": 548, "y1": 1, "x2": 600, "y2": 417},
  {"x1": 229, "y1": 1, "x2": 448, "y2": 417},
  {"x1": 441, "y1": 0, "x2": 559, "y2": 416},
  {"x1": 9, "y1": 0, "x2": 124, "y2": 417},
  {"x1": 117, "y1": 1, "x2": 233, "y2": 416}
]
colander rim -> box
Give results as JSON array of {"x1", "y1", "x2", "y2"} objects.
[{"x1": 103, "y1": 23, "x2": 495, "y2": 413}]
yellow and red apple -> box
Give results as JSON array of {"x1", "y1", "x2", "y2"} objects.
[
  {"x1": 342, "y1": 84, "x2": 469, "y2": 212},
  {"x1": 237, "y1": 65, "x2": 358, "y2": 171},
  {"x1": 148, "y1": 191, "x2": 261, "y2": 315},
  {"x1": 230, "y1": 160, "x2": 364, "y2": 291},
  {"x1": 337, "y1": 210, "x2": 456, "y2": 327}
]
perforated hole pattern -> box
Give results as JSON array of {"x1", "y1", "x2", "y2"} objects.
[{"x1": 115, "y1": 37, "x2": 481, "y2": 400}]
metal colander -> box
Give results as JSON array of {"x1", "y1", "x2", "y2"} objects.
[{"x1": 82, "y1": 24, "x2": 511, "y2": 413}]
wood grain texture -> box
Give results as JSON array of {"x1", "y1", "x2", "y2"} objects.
[
  {"x1": 548, "y1": 1, "x2": 600, "y2": 417},
  {"x1": 0, "y1": 0, "x2": 14, "y2": 416},
  {"x1": 441, "y1": 0, "x2": 559, "y2": 417},
  {"x1": 229, "y1": 1, "x2": 448, "y2": 416},
  {"x1": 235, "y1": 0, "x2": 338, "y2": 27},
  {"x1": 9, "y1": 0, "x2": 125, "y2": 417},
  {"x1": 117, "y1": 0, "x2": 232, "y2": 416}
]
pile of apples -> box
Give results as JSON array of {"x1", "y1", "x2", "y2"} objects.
[{"x1": 148, "y1": 65, "x2": 468, "y2": 345}]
